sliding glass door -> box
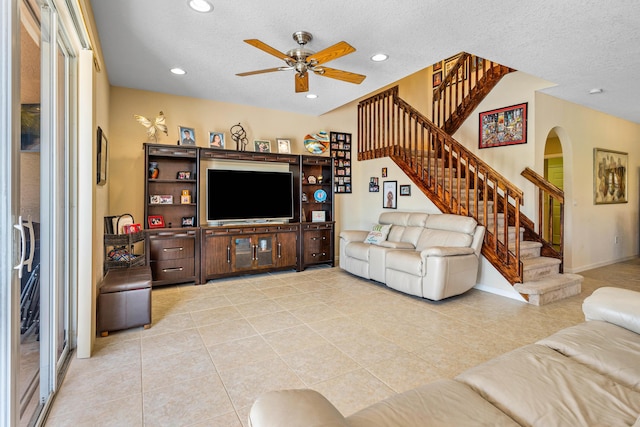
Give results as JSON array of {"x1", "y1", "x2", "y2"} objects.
[{"x1": 2, "y1": 1, "x2": 77, "y2": 425}]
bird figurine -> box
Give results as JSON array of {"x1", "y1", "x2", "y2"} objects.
[{"x1": 134, "y1": 111, "x2": 168, "y2": 141}]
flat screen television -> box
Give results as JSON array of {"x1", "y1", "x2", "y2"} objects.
[{"x1": 206, "y1": 169, "x2": 294, "y2": 223}]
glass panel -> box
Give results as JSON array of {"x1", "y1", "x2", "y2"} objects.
[
  {"x1": 255, "y1": 236, "x2": 273, "y2": 267},
  {"x1": 234, "y1": 237, "x2": 252, "y2": 269},
  {"x1": 19, "y1": 6, "x2": 41, "y2": 425}
]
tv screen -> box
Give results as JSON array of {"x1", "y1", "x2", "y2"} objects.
[{"x1": 207, "y1": 169, "x2": 294, "y2": 222}]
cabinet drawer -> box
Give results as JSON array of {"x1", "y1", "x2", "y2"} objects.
[
  {"x1": 149, "y1": 237, "x2": 195, "y2": 260},
  {"x1": 304, "y1": 230, "x2": 330, "y2": 250},
  {"x1": 151, "y1": 259, "x2": 195, "y2": 281}
]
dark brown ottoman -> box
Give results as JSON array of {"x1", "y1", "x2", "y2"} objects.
[{"x1": 98, "y1": 266, "x2": 152, "y2": 336}]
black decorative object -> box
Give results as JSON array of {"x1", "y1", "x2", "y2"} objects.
[{"x1": 230, "y1": 123, "x2": 249, "y2": 151}]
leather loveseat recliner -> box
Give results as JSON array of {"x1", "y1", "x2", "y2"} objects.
[{"x1": 339, "y1": 212, "x2": 485, "y2": 301}]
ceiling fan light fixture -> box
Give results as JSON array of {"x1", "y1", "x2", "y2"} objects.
[
  {"x1": 187, "y1": 0, "x2": 213, "y2": 13},
  {"x1": 371, "y1": 53, "x2": 388, "y2": 62},
  {"x1": 170, "y1": 67, "x2": 187, "y2": 75},
  {"x1": 589, "y1": 88, "x2": 603, "y2": 94}
]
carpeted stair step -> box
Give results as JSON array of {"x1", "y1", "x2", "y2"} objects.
[
  {"x1": 521, "y1": 256, "x2": 561, "y2": 281},
  {"x1": 519, "y1": 240, "x2": 543, "y2": 259},
  {"x1": 514, "y1": 273, "x2": 583, "y2": 306}
]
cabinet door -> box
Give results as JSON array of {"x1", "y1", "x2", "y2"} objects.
[
  {"x1": 275, "y1": 232, "x2": 297, "y2": 268},
  {"x1": 202, "y1": 233, "x2": 231, "y2": 278},
  {"x1": 231, "y1": 234, "x2": 276, "y2": 272}
]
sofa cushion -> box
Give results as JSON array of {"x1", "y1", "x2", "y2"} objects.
[
  {"x1": 537, "y1": 320, "x2": 640, "y2": 392},
  {"x1": 345, "y1": 242, "x2": 372, "y2": 261},
  {"x1": 415, "y1": 229, "x2": 472, "y2": 251},
  {"x1": 425, "y1": 214, "x2": 477, "y2": 234},
  {"x1": 347, "y1": 379, "x2": 519, "y2": 427},
  {"x1": 378, "y1": 212, "x2": 428, "y2": 227},
  {"x1": 583, "y1": 286, "x2": 640, "y2": 334},
  {"x1": 386, "y1": 250, "x2": 424, "y2": 276},
  {"x1": 456, "y1": 344, "x2": 640, "y2": 427},
  {"x1": 364, "y1": 224, "x2": 392, "y2": 245}
]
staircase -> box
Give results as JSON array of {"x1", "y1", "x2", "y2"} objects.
[{"x1": 357, "y1": 54, "x2": 582, "y2": 305}]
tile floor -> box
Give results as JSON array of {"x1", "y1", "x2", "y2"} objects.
[{"x1": 45, "y1": 259, "x2": 640, "y2": 426}]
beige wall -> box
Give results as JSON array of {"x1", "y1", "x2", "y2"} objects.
[
  {"x1": 535, "y1": 93, "x2": 640, "y2": 272},
  {"x1": 107, "y1": 87, "x2": 358, "y2": 239},
  {"x1": 102, "y1": 61, "x2": 640, "y2": 287}
]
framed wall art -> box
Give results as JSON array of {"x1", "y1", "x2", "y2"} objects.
[
  {"x1": 96, "y1": 126, "x2": 107, "y2": 185},
  {"x1": 330, "y1": 131, "x2": 352, "y2": 193},
  {"x1": 383, "y1": 181, "x2": 397, "y2": 209},
  {"x1": 400, "y1": 185, "x2": 411, "y2": 196},
  {"x1": 594, "y1": 148, "x2": 628, "y2": 204},
  {"x1": 479, "y1": 102, "x2": 527, "y2": 149}
]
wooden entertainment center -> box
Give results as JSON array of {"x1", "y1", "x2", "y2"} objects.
[{"x1": 143, "y1": 143, "x2": 336, "y2": 286}]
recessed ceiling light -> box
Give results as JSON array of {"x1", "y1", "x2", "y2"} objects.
[
  {"x1": 170, "y1": 68, "x2": 186, "y2": 75},
  {"x1": 371, "y1": 53, "x2": 388, "y2": 62},
  {"x1": 589, "y1": 88, "x2": 603, "y2": 94},
  {"x1": 306, "y1": 94, "x2": 318, "y2": 99},
  {"x1": 188, "y1": 0, "x2": 213, "y2": 13}
]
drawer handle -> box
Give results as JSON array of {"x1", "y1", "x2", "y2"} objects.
[
  {"x1": 322, "y1": 236, "x2": 326, "y2": 240},
  {"x1": 162, "y1": 267, "x2": 184, "y2": 272},
  {"x1": 163, "y1": 247, "x2": 184, "y2": 252},
  {"x1": 227, "y1": 246, "x2": 231, "y2": 263},
  {"x1": 311, "y1": 237, "x2": 318, "y2": 241}
]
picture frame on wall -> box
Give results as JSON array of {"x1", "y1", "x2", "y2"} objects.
[
  {"x1": 432, "y1": 71, "x2": 443, "y2": 88},
  {"x1": 400, "y1": 185, "x2": 411, "y2": 196},
  {"x1": 594, "y1": 148, "x2": 628, "y2": 204},
  {"x1": 479, "y1": 102, "x2": 528, "y2": 149},
  {"x1": 178, "y1": 126, "x2": 196, "y2": 145},
  {"x1": 383, "y1": 181, "x2": 397, "y2": 209},
  {"x1": 444, "y1": 53, "x2": 466, "y2": 82},
  {"x1": 96, "y1": 126, "x2": 107, "y2": 185}
]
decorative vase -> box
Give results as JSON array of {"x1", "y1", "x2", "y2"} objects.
[{"x1": 149, "y1": 162, "x2": 159, "y2": 179}]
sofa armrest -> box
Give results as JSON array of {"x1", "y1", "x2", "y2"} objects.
[
  {"x1": 421, "y1": 246, "x2": 476, "y2": 257},
  {"x1": 339, "y1": 230, "x2": 369, "y2": 243},
  {"x1": 582, "y1": 287, "x2": 640, "y2": 334},
  {"x1": 248, "y1": 389, "x2": 348, "y2": 427}
]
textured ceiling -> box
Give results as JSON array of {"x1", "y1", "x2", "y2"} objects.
[{"x1": 89, "y1": 0, "x2": 640, "y2": 123}]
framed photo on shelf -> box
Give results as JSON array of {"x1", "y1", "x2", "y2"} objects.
[
  {"x1": 209, "y1": 132, "x2": 225, "y2": 149},
  {"x1": 150, "y1": 195, "x2": 173, "y2": 204},
  {"x1": 181, "y1": 216, "x2": 195, "y2": 227},
  {"x1": 400, "y1": 185, "x2": 411, "y2": 196},
  {"x1": 147, "y1": 215, "x2": 165, "y2": 228},
  {"x1": 593, "y1": 148, "x2": 628, "y2": 204},
  {"x1": 276, "y1": 138, "x2": 291, "y2": 154},
  {"x1": 176, "y1": 171, "x2": 191, "y2": 180},
  {"x1": 479, "y1": 102, "x2": 528, "y2": 149},
  {"x1": 383, "y1": 181, "x2": 397, "y2": 209},
  {"x1": 178, "y1": 126, "x2": 196, "y2": 145},
  {"x1": 254, "y1": 140, "x2": 271, "y2": 153}
]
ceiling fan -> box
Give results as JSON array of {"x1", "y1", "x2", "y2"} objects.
[{"x1": 236, "y1": 31, "x2": 366, "y2": 93}]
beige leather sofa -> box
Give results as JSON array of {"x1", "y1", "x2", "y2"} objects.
[
  {"x1": 339, "y1": 212, "x2": 485, "y2": 301},
  {"x1": 248, "y1": 286, "x2": 640, "y2": 426}
]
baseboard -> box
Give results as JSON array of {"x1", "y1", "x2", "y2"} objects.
[{"x1": 566, "y1": 254, "x2": 639, "y2": 274}]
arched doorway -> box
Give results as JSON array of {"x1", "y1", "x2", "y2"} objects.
[{"x1": 543, "y1": 129, "x2": 563, "y2": 247}]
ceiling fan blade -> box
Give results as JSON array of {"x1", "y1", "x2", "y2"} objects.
[
  {"x1": 316, "y1": 67, "x2": 366, "y2": 84},
  {"x1": 295, "y1": 73, "x2": 309, "y2": 93},
  {"x1": 244, "y1": 39, "x2": 295, "y2": 63},
  {"x1": 307, "y1": 41, "x2": 355, "y2": 65},
  {"x1": 236, "y1": 67, "x2": 284, "y2": 77}
]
